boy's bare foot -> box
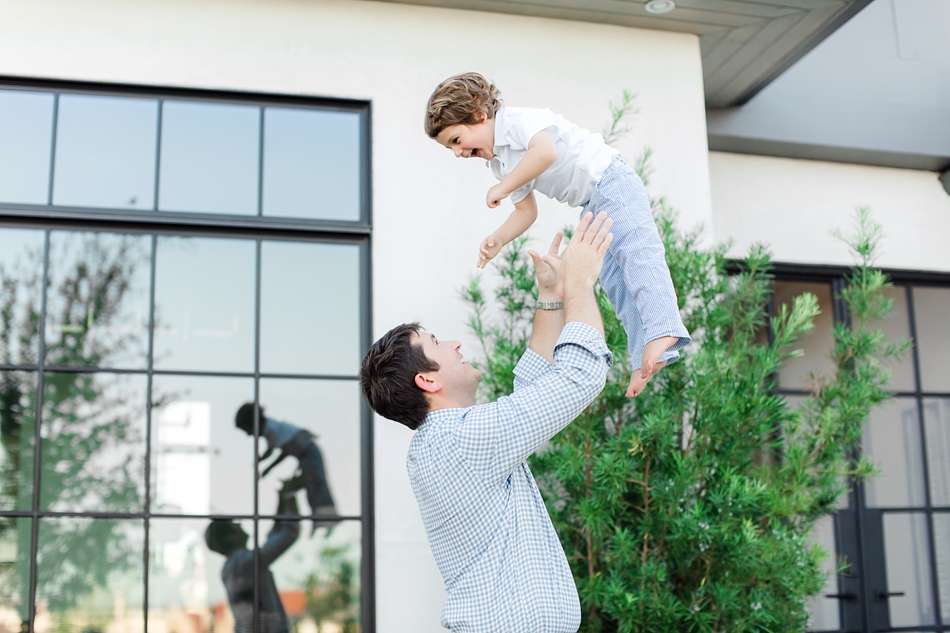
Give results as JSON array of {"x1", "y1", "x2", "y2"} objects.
[{"x1": 626, "y1": 335, "x2": 679, "y2": 397}]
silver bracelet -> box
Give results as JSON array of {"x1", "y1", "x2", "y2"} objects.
[{"x1": 536, "y1": 300, "x2": 564, "y2": 310}]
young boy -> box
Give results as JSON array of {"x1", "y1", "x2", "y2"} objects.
[{"x1": 425, "y1": 72, "x2": 690, "y2": 396}]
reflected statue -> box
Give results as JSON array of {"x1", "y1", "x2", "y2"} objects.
[
  {"x1": 235, "y1": 403, "x2": 337, "y2": 532},
  {"x1": 205, "y1": 483, "x2": 301, "y2": 633}
]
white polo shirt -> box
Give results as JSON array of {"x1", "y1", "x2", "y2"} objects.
[{"x1": 488, "y1": 107, "x2": 619, "y2": 208}]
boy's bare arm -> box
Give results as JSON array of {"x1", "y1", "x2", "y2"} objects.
[
  {"x1": 477, "y1": 194, "x2": 538, "y2": 268},
  {"x1": 486, "y1": 129, "x2": 557, "y2": 208}
]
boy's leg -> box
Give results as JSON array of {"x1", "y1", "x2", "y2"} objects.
[{"x1": 299, "y1": 443, "x2": 335, "y2": 512}]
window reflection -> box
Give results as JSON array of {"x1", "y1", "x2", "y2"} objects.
[
  {"x1": 805, "y1": 515, "x2": 839, "y2": 631},
  {"x1": 0, "y1": 90, "x2": 53, "y2": 205},
  {"x1": 40, "y1": 373, "x2": 146, "y2": 513},
  {"x1": 913, "y1": 287, "x2": 950, "y2": 393},
  {"x1": 0, "y1": 372, "x2": 36, "y2": 513},
  {"x1": 924, "y1": 398, "x2": 950, "y2": 507},
  {"x1": 0, "y1": 229, "x2": 46, "y2": 365},
  {"x1": 0, "y1": 516, "x2": 31, "y2": 633},
  {"x1": 150, "y1": 376, "x2": 254, "y2": 516},
  {"x1": 52, "y1": 95, "x2": 157, "y2": 210},
  {"x1": 863, "y1": 398, "x2": 926, "y2": 508},
  {"x1": 35, "y1": 517, "x2": 144, "y2": 633},
  {"x1": 262, "y1": 108, "x2": 360, "y2": 221},
  {"x1": 873, "y1": 286, "x2": 915, "y2": 393},
  {"x1": 260, "y1": 241, "x2": 360, "y2": 376},
  {"x1": 882, "y1": 512, "x2": 935, "y2": 628},
  {"x1": 257, "y1": 380, "x2": 361, "y2": 518},
  {"x1": 773, "y1": 281, "x2": 836, "y2": 390},
  {"x1": 46, "y1": 232, "x2": 151, "y2": 369},
  {"x1": 262, "y1": 519, "x2": 361, "y2": 633},
  {"x1": 934, "y1": 514, "x2": 950, "y2": 624},
  {"x1": 158, "y1": 102, "x2": 259, "y2": 216},
  {"x1": 153, "y1": 237, "x2": 255, "y2": 373}
]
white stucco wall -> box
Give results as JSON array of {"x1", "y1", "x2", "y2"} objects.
[
  {"x1": 0, "y1": 1, "x2": 711, "y2": 630},
  {"x1": 709, "y1": 151, "x2": 950, "y2": 272}
]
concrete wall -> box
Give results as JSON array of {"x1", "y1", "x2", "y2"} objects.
[
  {"x1": 709, "y1": 151, "x2": 950, "y2": 272},
  {"x1": 0, "y1": 1, "x2": 712, "y2": 630}
]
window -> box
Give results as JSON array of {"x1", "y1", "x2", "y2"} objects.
[{"x1": 0, "y1": 79, "x2": 372, "y2": 633}]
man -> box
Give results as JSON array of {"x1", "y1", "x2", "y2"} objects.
[{"x1": 360, "y1": 212, "x2": 614, "y2": 632}]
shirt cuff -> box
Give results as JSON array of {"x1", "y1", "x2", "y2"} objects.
[
  {"x1": 512, "y1": 347, "x2": 552, "y2": 386},
  {"x1": 555, "y1": 322, "x2": 613, "y2": 367}
]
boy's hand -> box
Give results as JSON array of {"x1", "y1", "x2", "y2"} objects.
[
  {"x1": 476, "y1": 234, "x2": 504, "y2": 269},
  {"x1": 626, "y1": 335, "x2": 679, "y2": 397},
  {"x1": 486, "y1": 184, "x2": 509, "y2": 208}
]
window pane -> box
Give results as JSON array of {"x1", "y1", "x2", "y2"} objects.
[
  {"x1": 158, "y1": 101, "x2": 259, "y2": 215},
  {"x1": 924, "y1": 398, "x2": 950, "y2": 506},
  {"x1": 805, "y1": 515, "x2": 839, "y2": 631},
  {"x1": 149, "y1": 517, "x2": 252, "y2": 633},
  {"x1": 933, "y1": 514, "x2": 950, "y2": 623},
  {"x1": 40, "y1": 372, "x2": 146, "y2": 513},
  {"x1": 151, "y1": 375, "x2": 254, "y2": 516},
  {"x1": 863, "y1": 397, "x2": 926, "y2": 508},
  {"x1": 0, "y1": 228, "x2": 46, "y2": 365},
  {"x1": 0, "y1": 90, "x2": 53, "y2": 204},
  {"x1": 260, "y1": 241, "x2": 360, "y2": 375},
  {"x1": 261, "y1": 519, "x2": 361, "y2": 633},
  {"x1": 0, "y1": 517, "x2": 32, "y2": 630},
  {"x1": 883, "y1": 512, "x2": 935, "y2": 628},
  {"x1": 52, "y1": 95, "x2": 157, "y2": 210},
  {"x1": 262, "y1": 107, "x2": 360, "y2": 221},
  {"x1": 914, "y1": 287, "x2": 950, "y2": 393},
  {"x1": 0, "y1": 372, "x2": 36, "y2": 512},
  {"x1": 873, "y1": 285, "x2": 916, "y2": 392},
  {"x1": 153, "y1": 237, "x2": 255, "y2": 373},
  {"x1": 773, "y1": 281, "x2": 836, "y2": 390},
  {"x1": 258, "y1": 379, "x2": 361, "y2": 518},
  {"x1": 35, "y1": 517, "x2": 144, "y2": 633},
  {"x1": 46, "y1": 232, "x2": 151, "y2": 369}
]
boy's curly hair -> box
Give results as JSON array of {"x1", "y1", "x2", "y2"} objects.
[{"x1": 425, "y1": 72, "x2": 502, "y2": 139}]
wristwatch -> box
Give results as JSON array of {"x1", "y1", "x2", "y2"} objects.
[{"x1": 536, "y1": 300, "x2": 564, "y2": 310}]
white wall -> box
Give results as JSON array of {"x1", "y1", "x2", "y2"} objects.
[
  {"x1": 0, "y1": 1, "x2": 711, "y2": 629},
  {"x1": 709, "y1": 151, "x2": 950, "y2": 272}
]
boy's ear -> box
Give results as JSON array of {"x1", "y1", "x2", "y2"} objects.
[{"x1": 414, "y1": 372, "x2": 442, "y2": 394}]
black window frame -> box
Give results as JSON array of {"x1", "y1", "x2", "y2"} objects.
[{"x1": 0, "y1": 75, "x2": 375, "y2": 633}]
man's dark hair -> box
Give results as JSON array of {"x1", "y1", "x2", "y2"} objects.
[
  {"x1": 360, "y1": 323, "x2": 439, "y2": 430},
  {"x1": 235, "y1": 402, "x2": 265, "y2": 435},
  {"x1": 205, "y1": 519, "x2": 248, "y2": 555}
]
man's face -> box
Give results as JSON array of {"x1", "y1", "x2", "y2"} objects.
[
  {"x1": 435, "y1": 113, "x2": 495, "y2": 160},
  {"x1": 414, "y1": 332, "x2": 482, "y2": 400}
]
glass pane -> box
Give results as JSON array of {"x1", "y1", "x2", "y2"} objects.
[
  {"x1": 914, "y1": 287, "x2": 950, "y2": 393},
  {"x1": 52, "y1": 95, "x2": 157, "y2": 210},
  {"x1": 0, "y1": 372, "x2": 36, "y2": 512},
  {"x1": 863, "y1": 397, "x2": 926, "y2": 508},
  {"x1": 0, "y1": 517, "x2": 32, "y2": 631},
  {"x1": 148, "y1": 517, "x2": 252, "y2": 633},
  {"x1": 924, "y1": 398, "x2": 950, "y2": 506},
  {"x1": 0, "y1": 228, "x2": 46, "y2": 365},
  {"x1": 153, "y1": 237, "x2": 255, "y2": 373},
  {"x1": 261, "y1": 519, "x2": 361, "y2": 633},
  {"x1": 260, "y1": 241, "x2": 360, "y2": 376},
  {"x1": 151, "y1": 375, "x2": 254, "y2": 516},
  {"x1": 35, "y1": 517, "x2": 144, "y2": 633},
  {"x1": 933, "y1": 514, "x2": 950, "y2": 623},
  {"x1": 773, "y1": 282, "x2": 836, "y2": 390},
  {"x1": 883, "y1": 512, "x2": 935, "y2": 628},
  {"x1": 262, "y1": 108, "x2": 360, "y2": 221},
  {"x1": 258, "y1": 379, "x2": 361, "y2": 518},
  {"x1": 46, "y1": 232, "x2": 151, "y2": 369},
  {"x1": 40, "y1": 372, "x2": 146, "y2": 512},
  {"x1": 158, "y1": 102, "x2": 259, "y2": 215},
  {"x1": 873, "y1": 285, "x2": 916, "y2": 392},
  {"x1": 0, "y1": 90, "x2": 53, "y2": 204},
  {"x1": 805, "y1": 515, "x2": 839, "y2": 631}
]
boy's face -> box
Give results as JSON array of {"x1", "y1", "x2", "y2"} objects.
[{"x1": 434, "y1": 112, "x2": 495, "y2": 160}]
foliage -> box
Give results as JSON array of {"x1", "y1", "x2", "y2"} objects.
[
  {"x1": 304, "y1": 544, "x2": 361, "y2": 633},
  {"x1": 462, "y1": 96, "x2": 896, "y2": 631}
]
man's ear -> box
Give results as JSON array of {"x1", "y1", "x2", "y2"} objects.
[{"x1": 414, "y1": 372, "x2": 442, "y2": 394}]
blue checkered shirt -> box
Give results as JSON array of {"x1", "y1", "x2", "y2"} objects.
[{"x1": 407, "y1": 322, "x2": 612, "y2": 632}]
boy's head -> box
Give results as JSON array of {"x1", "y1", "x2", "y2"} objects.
[
  {"x1": 235, "y1": 402, "x2": 265, "y2": 435},
  {"x1": 425, "y1": 72, "x2": 502, "y2": 140}
]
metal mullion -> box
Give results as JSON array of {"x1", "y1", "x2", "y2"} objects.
[
  {"x1": 27, "y1": 231, "x2": 50, "y2": 633},
  {"x1": 46, "y1": 95, "x2": 58, "y2": 206},
  {"x1": 253, "y1": 238, "x2": 261, "y2": 633},
  {"x1": 143, "y1": 235, "x2": 157, "y2": 633},
  {"x1": 1, "y1": 510, "x2": 258, "y2": 519},
  {"x1": 257, "y1": 107, "x2": 265, "y2": 218},
  {"x1": 153, "y1": 100, "x2": 163, "y2": 211},
  {"x1": 0, "y1": 363, "x2": 361, "y2": 381},
  {"x1": 360, "y1": 230, "x2": 375, "y2": 632}
]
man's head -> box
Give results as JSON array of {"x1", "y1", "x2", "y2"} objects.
[
  {"x1": 205, "y1": 520, "x2": 248, "y2": 556},
  {"x1": 234, "y1": 402, "x2": 265, "y2": 436},
  {"x1": 360, "y1": 323, "x2": 481, "y2": 429},
  {"x1": 426, "y1": 72, "x2": 501, "y2": 159}
]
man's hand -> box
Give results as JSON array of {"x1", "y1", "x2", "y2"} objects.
[
  {"x1": 544, "y1": 211, "x2": 613, "y2": 291},
  {"x1": 486, "y1": 183, "x2": 509, "y2": 208},
  {"x1": 476, "y1": 233, "x2": 504, "y2": 269},
  {"x1": 527, "y1": 232, "x2": 564, "y2": 300}
]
